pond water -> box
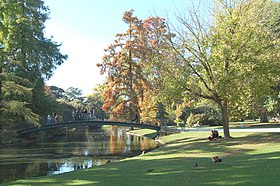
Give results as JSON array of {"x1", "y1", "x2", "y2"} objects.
[{"x1": 0, "y1": 126, "x2": 159, "y2": 184}]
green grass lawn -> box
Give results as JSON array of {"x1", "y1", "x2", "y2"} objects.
[{"x1": 2, "y1": 130, "x2": 280, "y2": 186}]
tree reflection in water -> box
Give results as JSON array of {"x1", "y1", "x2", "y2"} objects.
[{"x1": 0, "y1": 126, "x2": 159, "y2": 184}]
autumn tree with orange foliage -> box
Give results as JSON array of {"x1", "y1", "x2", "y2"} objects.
[{"x1": 97, "y1": 10, "x2": 171, "y2": 122}]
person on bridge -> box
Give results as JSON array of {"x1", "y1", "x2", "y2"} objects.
[
  {"x1": 132, "y1": 110, "x2": 140, "y2": 123},
  {"x1": 90, "y1": 107, "x2": 95, "y2": 120},
  {"x1": 54, "y1": 113, "x2": 59, "y2": 123},
  {"x1": 72, "y1": 110, "x2": 75, "y2": 121},
  {"x1": 47, "y1": 115, "x2": 51, "y2": 125}
]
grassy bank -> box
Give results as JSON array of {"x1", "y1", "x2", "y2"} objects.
[{"x1": 2, "y1": 130, "x2": 280, "y2": 186}]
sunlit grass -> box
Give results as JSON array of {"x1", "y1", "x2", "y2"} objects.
[{"x1": 2, "y1": 130, "x2": 280, "y2": 186}]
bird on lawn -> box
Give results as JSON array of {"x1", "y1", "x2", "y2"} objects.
[{"x1": 212, "y1": 156, "x2": 222, "y2": 163}]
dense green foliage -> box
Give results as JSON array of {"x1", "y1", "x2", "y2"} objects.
[
  {"x1": 155, "y1": 0, "x2": 280, "y2": 137},
  {"x1": 177, "y1": 101, "x2": 222, "y2": 127},
  {"x1": 85, "y1": 85, "x2": 108, "y2": 120},
  {"x1": 0, "y1": 0, "x2": 67, "y2": 143}
]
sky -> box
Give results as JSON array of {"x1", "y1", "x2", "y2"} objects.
[{"x1": 43, "y1": 0, "x2": 203, "y2": 96}]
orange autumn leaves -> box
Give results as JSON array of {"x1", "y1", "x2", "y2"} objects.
[{"x1": 97, "y1": 10, "x2": 170, "y2": 121}]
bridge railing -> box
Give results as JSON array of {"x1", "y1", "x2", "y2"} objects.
[
  {"x1": 17, "y1": 120, "x2": 160, "y2": 136},
  {"x1": 39, "y1": 113, "x2": 99, "y2": 126}
]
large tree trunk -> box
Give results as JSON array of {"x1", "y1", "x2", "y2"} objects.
[
  {"x1": 259, "y1": 115, "x2": 268, "y2": 123},
  {"x1": 0, "y1": 65, "x2": 2, "y2": 135},
  {"x1": 128, "y1": 50, "x2": 134, "y2": 122},
  {"x1": 0, "y1": 64, "x2": 2, "y2": 115},
  {"x1": 128, "y1": 22, "x2": 134, "y2": 123},
  {"x1": 0, "y1": 65, "x2": 2, "y2": 104},
  {"x1": 219, "y1": 100, "x2": 231, "y2": 138}
]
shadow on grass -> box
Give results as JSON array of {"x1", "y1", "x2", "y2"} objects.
[
  {"x1": 153, "y1": 132, "x2": 280, "y2": 157},
  {"x1": 143, "y1": 132, "x2": 158, "y2": 139}
]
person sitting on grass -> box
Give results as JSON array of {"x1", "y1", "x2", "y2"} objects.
[{"x1": 208, "y1": 129, "x2": 221, "y2": 141}]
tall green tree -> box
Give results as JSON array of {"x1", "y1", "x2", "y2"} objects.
[
  {"x1": 45, "y1": 86, "x2": 65, "y2": 99},
  {"x1": 0, "y1": 0, "x2": 67, "y2": 126},
  {"x1": 86, "y1": 84, "x2": 108, "y2": 120},
  {"x1": 0, "y1": 60, "x2": 39, "y2": 124},
  {"x1": 162, "y1": 0, "x2": 279, "y2": 137},
  {"x1": 65, "y1": 87, "x2": 84, "y2": 101},
  {"x1": 251, "y1": 0, "x2": 280, "y2": 121}
]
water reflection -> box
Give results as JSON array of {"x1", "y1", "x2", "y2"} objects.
[
  {"x1": 47, "y1": 159, "x2": 93, "y2": 175},
  {"x1": 0, "y1": 127, "x2": 159, "y2": 184}
]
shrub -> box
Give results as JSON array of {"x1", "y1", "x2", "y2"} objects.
[{"x1": 187, "y1": 113, "x2": 206, "y2": 126}]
